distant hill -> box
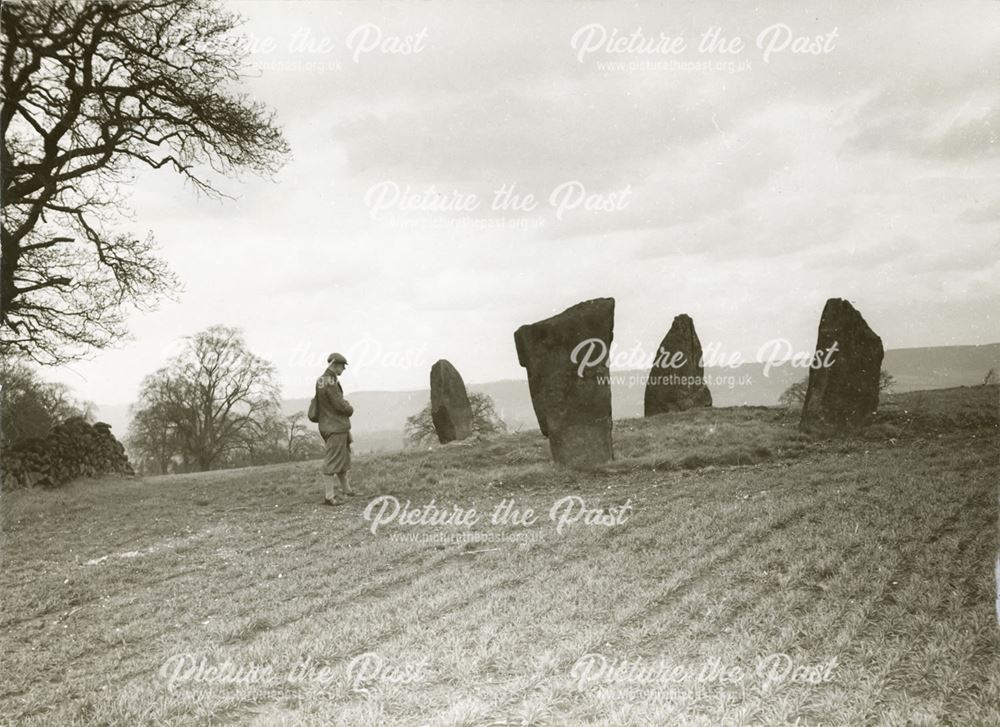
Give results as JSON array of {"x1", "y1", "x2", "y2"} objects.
[
  {"x1": 281, "y1": 389, "x2": 428, "y2": 436},
  {"x1": 882, "y1": 344, "x2": 1000, "y2": 391},
  {"x1": 95, "y1": 343, "x2": 999, "y2": 446}
]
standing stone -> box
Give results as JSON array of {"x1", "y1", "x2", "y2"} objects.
[
  {"x1": 800, "y1": 298, "x2": 884, "y2": 432},
  {"x1": 514, "y1": 298, "x2": 614, "y2": 467},
  {"x1": 644, "y1": 314, "x2": 713, "y2": 416},
  {"x1": 430, "y1": 359, "x2": 474, "y2": 444}
]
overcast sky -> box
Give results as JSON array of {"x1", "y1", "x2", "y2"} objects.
[{"x1": 48, "y1": 0, "x2": 1000, "y2": 405}]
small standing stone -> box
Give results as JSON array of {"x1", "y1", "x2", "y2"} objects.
[
  {"x1": 430, "y1": 359, "x2": 474, "y2": 443},
  {"x1": 800, "y1": 298, "x2": 884, "y2": 432},
  {"x1": 644, "y1": 314, "x2": 713, "y2": 416}
]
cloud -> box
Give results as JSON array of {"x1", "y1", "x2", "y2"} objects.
[
  {"x1": 44, "y1": 0, "x2": 1000, "y2": 405},
  {"x1": 960, "y1": 198, "x2": 1000, "y2": 224}
]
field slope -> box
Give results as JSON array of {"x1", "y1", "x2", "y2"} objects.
[{"x1": 2, "y1": 387, "x2": 998, "y2": 727}]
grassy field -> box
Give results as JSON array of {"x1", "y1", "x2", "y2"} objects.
[{"x1": 2, "y1": 386, "x2": 998, "y2": 727}]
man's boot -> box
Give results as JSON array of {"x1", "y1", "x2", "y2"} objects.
[
  {"x1": 324, "y1": 478, "x2": 342, "y2": 506},
  {"x1": 339, "y1": 472, "x2": 356, "y2": 496}
]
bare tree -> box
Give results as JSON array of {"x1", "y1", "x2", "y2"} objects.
[
  {"x1": 284, "y1": 411, "x2": 313, "y2": 460},
  {"x1": 240, "y1": 411, "x2": 287, "y2": 466},
  {"x1": 778, "y1": 378, "x2": 809, "y2": 408},
  {"x1": 1, "y1": 0, "x2": 290, "y2": 363},
  {"x1": 125, "y1": 398, "x2": 180, "y2": 474},
  {"x1": 469, "y1": 392, "x2": 508, "y2": 436},
  {"x1": 128, "y1": 325, "x2": 281, "y2": 470},
  {"x1": 878, "y1": 369, "x2": 896, "y2": 395}
]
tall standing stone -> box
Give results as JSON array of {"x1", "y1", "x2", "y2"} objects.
[
  {"x1": 430, "y1": 359, "x2": 473, "y2": 444},
  {"x1": 644, "y1": 314, "x2": 713, "y2": 416},
  {"x1": 514, "y1": 298, "x2": 614, "y2": 467},
  {"x1": 800, "y1": 298, "x2": 884, "y2": 432}
]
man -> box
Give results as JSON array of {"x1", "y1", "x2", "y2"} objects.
[{"x1": 316, "y1": 352, "x2": 356, "y2": 505}]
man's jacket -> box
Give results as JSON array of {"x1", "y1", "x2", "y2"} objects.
[{"x1": 316, "y1": 366, "x2": 353, "y2": 435}]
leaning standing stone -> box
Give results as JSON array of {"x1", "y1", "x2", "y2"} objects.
[
  {"x1": 430, "y1": 359, "x2": 474, "y2": 443},
  {"x1": 644, "y1": 313, "x2": 713, "y2": 416},
  {"x1": 514, "y1": 298, "x2": 614, "y2": 467},
  {"x1": 800, "y1": 298, "x2": 884, "y2": 433}
]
